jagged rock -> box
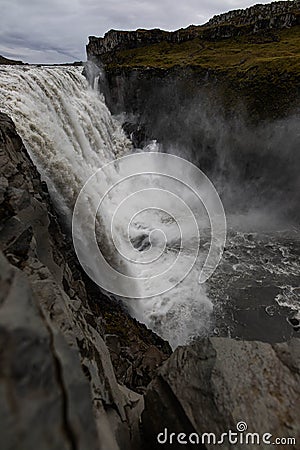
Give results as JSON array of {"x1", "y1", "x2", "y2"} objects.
[
  {"x1": 142, "y1": 338, "x2": 300, "y2": 449},
  {"x1": 0, "y1": 252, "x2": 100, "y2": 450},
  {"x1": 0, "y1": 112, "x2": 140, "y2": 449},
  {"x1": 105, "y1": 334, "x2": 169, "y2": 394},
  {"x1": 87, "y1": 29, "x2": 170, "y2": 59},
  {"x1": 86, "y1": 290, "x2": 172, "y2": 394},
  {"x1": 0, "y1": 112, "x2": 171, "y2": 449}
]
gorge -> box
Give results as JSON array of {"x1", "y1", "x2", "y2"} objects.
[
  {"x1": 86, "y1": 0, "x2": 300, "y2": 342},
  {"x1": 0, "y1": 1, "x2": 300, "y2": 449}
]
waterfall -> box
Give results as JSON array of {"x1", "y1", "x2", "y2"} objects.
[
  {"x1": 0, "y1": 65, "x2": 214, "y2": 348},
  {"x1": 0, "y1": 65, "x2": 132, "y2": 216}
]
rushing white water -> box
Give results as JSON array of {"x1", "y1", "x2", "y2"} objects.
[
  {"x1": 0, "y1": 65, "x2": 131, "y2": 215},
  {"x1": 0, "y1": 65, "x2": 213, "y2": 348}
]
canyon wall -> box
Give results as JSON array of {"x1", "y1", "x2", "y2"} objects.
[{"x1": 1, "y1": 2, "x2": 300, "y2": 449}]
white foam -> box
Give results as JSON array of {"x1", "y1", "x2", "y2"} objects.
[{"x1": 0, "y1": 65, "x2": 213, "y2": 348}]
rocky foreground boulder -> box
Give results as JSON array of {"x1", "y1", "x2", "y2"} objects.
[{"x1": 142, "y1": 337, "x2": 300, "y2": 449}]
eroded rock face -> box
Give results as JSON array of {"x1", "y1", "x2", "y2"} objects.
[
  {"x1": 0, "y1": 112, "x2": 171, "y2": 449},
  {"x1": 142, "y1": 337, "x2": 300, "y2": 449},
  {"x1": 87, "y1": 29, "x2": 170, "y2": 60}
]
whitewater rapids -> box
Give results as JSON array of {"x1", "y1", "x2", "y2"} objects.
[{"x1": 0, "y1": 65, "x2": 213, "y2": 348}]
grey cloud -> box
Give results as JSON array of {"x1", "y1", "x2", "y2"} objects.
[{"x1": 0, "y1": 0, "x2": 275, "y2": 63}]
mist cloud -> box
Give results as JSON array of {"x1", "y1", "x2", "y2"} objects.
[{"x1": 0, "y1": 0, "x2": 275, "y2": 63}]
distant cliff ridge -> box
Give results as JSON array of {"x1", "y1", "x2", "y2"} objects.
[
  {"x1": 0, "y1": 55, "x2": 24, "y2": 65},
  {"x1": 86, "y1": 0, "x2": 300, "y2": 123},
  {"x1": 87, "y1": 0, "x2": 300, "y2": 60},
  {"x1": 207, "y1": 0, "x2": 300, "y2": 26}
]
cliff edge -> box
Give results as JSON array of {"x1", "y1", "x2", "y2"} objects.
[{"x1": 87, "y1": 0, "x2": 300, "y2": 121}]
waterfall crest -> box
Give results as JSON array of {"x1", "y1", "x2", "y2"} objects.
[{"x1": 0, "y1": 66, "x2": 132, "y2": 217}]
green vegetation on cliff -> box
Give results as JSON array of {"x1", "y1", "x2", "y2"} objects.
[
  {"x1": 88, "y1": 2, "x2": 300, "y2": 119},
  {"x1": 106, "y1": 26, "x2": 300, "y2": 76},
  {"x1": 105, "y1": 26, "x2": 300, "y2": 119}
]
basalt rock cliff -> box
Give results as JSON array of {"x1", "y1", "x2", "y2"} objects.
[
  {"x1": 1, "y1": 2, "x2": 300, "y2": 448},
  {"x1": 87, "y1": 0, "x2": 300, "y2": 121}
]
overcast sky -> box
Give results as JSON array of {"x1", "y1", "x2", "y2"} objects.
[{"x1": 0, "y1": 0, "x2": 276, "y2": 64}]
